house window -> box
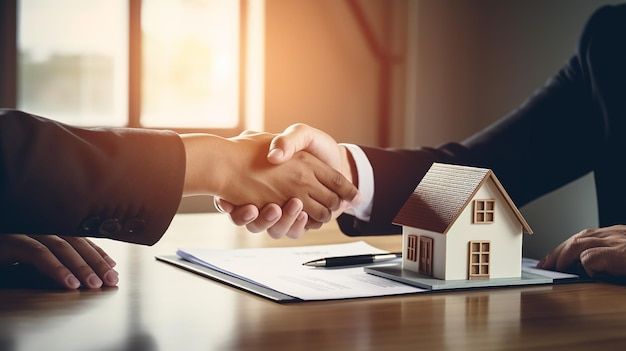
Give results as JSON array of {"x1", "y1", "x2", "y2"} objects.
[
  {"x1": 468, "y1": 241, "x2": 490, "y2": 280},
  {"x1": 473, "y1": 199, "x2": 495, "y2": 224},
  {"x1": 407, "y1": 235, "x2": 418, "y2": 262}
]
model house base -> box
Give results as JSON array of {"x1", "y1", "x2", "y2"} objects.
[{"x1": 365, "y1": 264, "x2": 553, "y2": 291}]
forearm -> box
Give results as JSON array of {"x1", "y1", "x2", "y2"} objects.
[{"x1": 0, "y1": 110, "x2": 185, "y2": 245}]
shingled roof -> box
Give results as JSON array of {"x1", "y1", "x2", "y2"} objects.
[{"x1": 392, "y1": 163, "x2": 533, "y2": 235}]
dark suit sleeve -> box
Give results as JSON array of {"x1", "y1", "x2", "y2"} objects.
[
  {"x1": 338, "y1": 5, "x2": 616, "y2": 236},
  {"x1": 0, "y1": 110, "x2": 186, "y2": 245}
]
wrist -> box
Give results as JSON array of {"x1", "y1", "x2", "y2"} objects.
[{"x1": 181, "y1": 134, "x2": 231, "y2": 196}]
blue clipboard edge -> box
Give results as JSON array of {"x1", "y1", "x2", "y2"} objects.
[{"x1": 155, "y1": 255, "x2": 300, "y2": 303}]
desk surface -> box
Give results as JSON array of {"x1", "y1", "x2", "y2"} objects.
[{"x1": 1, "y1": 213, "x2": 626, "y2": 350}]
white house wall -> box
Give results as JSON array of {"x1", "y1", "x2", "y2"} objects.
[
  {"x1": 444, "y1": 179, "x2": 523, "y2": 280},
  {"x1": 402, "y1": 227, "x2": 446, "y2": 279}
]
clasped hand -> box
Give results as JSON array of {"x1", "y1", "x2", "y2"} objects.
[{"x1": 215, "y1": 124, "x2": 356, "y2": 238}]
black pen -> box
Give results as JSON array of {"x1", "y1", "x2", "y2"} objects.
[{"x1": 302, "y1": 252, "x2": 402, "y2": 268}]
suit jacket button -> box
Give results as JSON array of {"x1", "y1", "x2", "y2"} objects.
[
  {"x1": 99, "y1": 218, "x2": 122, "y2": 236},
  {"x1": 80, "y1": 216, "x2": 101, "y2": 235},
  {"x1": 124, "y1": 218, "x2": 146, "y2": 234}
]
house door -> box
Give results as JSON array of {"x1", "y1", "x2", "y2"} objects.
[{"x1": 418, "y1": 236, "x2": 434, "y2": 276}]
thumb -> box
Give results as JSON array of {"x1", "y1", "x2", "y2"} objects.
[{"x1": 267, "y1": 124, "x2": 314, "y2": 164}]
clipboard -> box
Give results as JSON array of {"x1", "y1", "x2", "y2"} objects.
[{"x1": 156, "y1": 255, "x2": 300, "y2": 303}]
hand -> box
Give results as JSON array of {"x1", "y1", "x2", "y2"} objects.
[
  {"x1": 184, "y1": 131, "x2": 358, "y2": 223},
  {"x1": 217, "y1": 124, "x2": 359, "y2": 238},
  {"x1": 0, "y1": 234, "x2": 118, "y2": 289},
  {"x1": 536, "y1": 225, "x2": 626, "y2": 278},
  {"x1": 216, "y1": 197, "x2": 309, "y2": 239}
]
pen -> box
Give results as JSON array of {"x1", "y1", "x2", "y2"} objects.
[{"x1": 302, "y1": 252, "x2": 402, "y2": 268}]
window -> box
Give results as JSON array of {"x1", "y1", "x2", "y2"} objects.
[
  {"x1": 468, "y1": 241, "x2": 490, "y2": 280},
  {"x1": 18, "y1": 0, "x2": 128, "y2": 126},
  {"x1": 407, "y1": 234, "x2": 418, "y2": 262},
  {"x1": 141, "y1": 0, "x2": 239, "y2": 128},
  {"x1": 15, "y1": 0, "x2": 254, "y2": 132},
  {"x1": 473, "y1": 199, "x2": 495, "y2": 224}
]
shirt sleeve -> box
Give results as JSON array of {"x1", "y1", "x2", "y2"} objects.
[{"x1": 340, "y1": 143, "x2": 374, "y2": 221}]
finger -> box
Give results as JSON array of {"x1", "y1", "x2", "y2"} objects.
[
  {"x1": 314, "y1": 164, "x2": 359, "y2": 203},
  {"x1": 267, "y1": 124, "x2": 314, "y2": 164},
  {"x1": 34, "y1": 236, "x2": 103, "y2": 289},
  {"x1": 214, "y1": 197, "x2": 234, "y2": 214},
  {"x1": 305, "y1": 218, "x2": 323, "y2": 230},
  {"x1": 12, "y1": 236, "x2": 81, "y2": 289},
  {"x1": 555, "y1": 237, "x2": 610, "y2": 273},
  {"x1": 286, "y1": 211, "x2": 308, "y2": 239},
  {"x1": 302, "y1": 196, "x2": 332, "y2": 223},
  {"x1": 228, "y1": 204, "x2": 260, "y2": 226},
  {"x1": 246, "y1": 204, "x2": 282, "y2": 233},
  {"x1": 538, "y1": 229, "x2": 585, "y2": 270},
  {"x1": 580, "y1": 246, "x2": 626, "y2": 277},
  {"x1": 266, "y1": 198, "x2": 303, "y2": 239},
  {"x1": 85, "y1": 238, "x2": 116, "y2": 268},
  {"x1": 63, "y1": 237, "x2": 118, "y2": 287}
]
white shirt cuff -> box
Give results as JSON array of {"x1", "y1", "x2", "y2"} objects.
[{"x1": 340, "y1": 143, "x2": 374, "y2": 222}]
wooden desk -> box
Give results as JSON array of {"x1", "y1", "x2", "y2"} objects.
[{"x1": 1, "y1": 214, "x2": 626, "y2": 350}]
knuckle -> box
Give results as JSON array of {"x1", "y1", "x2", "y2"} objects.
[
  {"x1": 28, "y1": 243, "x2": 51, "y2": 258},
  {"x1": 327, "y1": 193, "x2": 340, "y2": 210},
  {"x1": 331, "y1": 173, "x2": 345, "y2": 188},
  {"x1": 51, "y1": 238, "x2": 72, "y2": 251},
  {"x1": 570, "y1": 236, "x2": 585, "y2": 249}
]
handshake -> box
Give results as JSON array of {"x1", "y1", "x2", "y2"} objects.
[{"x1": 181, "y1": 123, "x2": 360, "y2": 239}]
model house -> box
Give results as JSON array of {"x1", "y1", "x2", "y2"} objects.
[{"x1": 393, "y1": 163, "x2": 533, "y2": 281}]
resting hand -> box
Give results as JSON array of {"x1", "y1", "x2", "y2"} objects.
[
  {"x1": 536, "y1": 225, "x2": 626, "y2": 278},
  {"x1": 0, "y1": 234, "x2": 118, "y2": 289},
  {"x1": 217, "y1": 124, "x2": 358, "y2": 238}
]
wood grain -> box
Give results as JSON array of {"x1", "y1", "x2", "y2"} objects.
[{"x1": 1, "y1": 213, "x2": 625, "y2": 350}]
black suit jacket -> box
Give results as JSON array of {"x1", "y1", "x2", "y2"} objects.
[
  {"x1": 339, "y1": 5, "x2": 626, "y2": 236},
  {"x1": 0, "y1": 110, "x2": 185, "y2": 245}
]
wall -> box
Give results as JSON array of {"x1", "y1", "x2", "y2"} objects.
[
  {"x1": 407, "y1": 0, "x2": 621, "y2": 258},
  {"x1": 263, "y1": 0, "x2": 408, "y2": 145}
]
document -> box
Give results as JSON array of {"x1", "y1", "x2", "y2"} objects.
[
  {"x1": 521, "y1": 258, "x2": 580, "y2": 280},
  {"x1": 177, "y1": 241, "x2": 425, "y2": 300}
]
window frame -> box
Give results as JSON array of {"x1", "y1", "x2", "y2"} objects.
[
  {"x1": 4, "y1": 0, "x2": 245, "y2": 136},
  {"x1": 407, "y1": 234, "x2": 418, "y2": 262},
  {"x1": 473, "y1": 199, "x2": 495, "y2": 224}
]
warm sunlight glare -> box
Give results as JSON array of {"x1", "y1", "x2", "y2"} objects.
[{"x1": 141, "y1": 0, "x2": 240, "y2": 128}]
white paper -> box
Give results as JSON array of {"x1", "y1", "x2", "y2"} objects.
[
  {"x1": 177, "y1": 241, "x2": 425, "y2": 300},
  {"x1": 522, "y1": 257, "x2": 580, "y2": 279}
]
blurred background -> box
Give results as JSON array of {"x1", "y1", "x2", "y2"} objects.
[{"x1": 0, "y1": 0, "x2": 621, "y2": 258}]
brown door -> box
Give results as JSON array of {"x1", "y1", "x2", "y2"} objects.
[{"x1": 418, "y1": 236, "x2": 434, "y2": 276}]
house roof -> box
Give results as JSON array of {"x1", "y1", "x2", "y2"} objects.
[{"x1": 392, "y1": 163, "x2": 533, "y2": 235}]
